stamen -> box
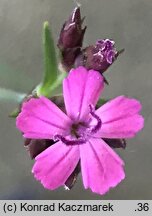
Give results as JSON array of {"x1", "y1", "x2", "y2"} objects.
[
  {"x1": 89, "y1": 104, "x2": 102, "y2": 134},
  {"x1": 54, "y1": 135, "x2": 86, "y2": 145}
]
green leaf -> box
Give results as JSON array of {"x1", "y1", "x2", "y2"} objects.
[
  {"x1": 37, "y1": 71, "x2": 67, "y2": 97},
  {"x1": 0, "y1": 88, "x2": 26, "y2": 103},
  {"x1": 38, "y1": 21, "x2": 58, "y2": 96},
  {"x1": 96, "y1": 98, "x2": 109, "y2": 108},
  {"x1": 9, "y1": 107, "x2": 20, "y2": 118}
]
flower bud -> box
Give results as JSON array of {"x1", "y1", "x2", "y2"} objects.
[
  {"x1": 75, "y1": 39, "x2": 119, "y2": 73},
  {"x1": 103, "y1": 138, "x2": 126, "y2": 149},
  {"x1": 24, "y1": 139, "x2": 55, "y2": 159},
  {"x1": 58, "y1": 7, "x2": 86, "y2": 71},
  {"x1": 64, "y1": 162, "x2": 80, "y2": 190},
  {"x1": 58, "y1": 7, "x2": 86, "y2": 49}
]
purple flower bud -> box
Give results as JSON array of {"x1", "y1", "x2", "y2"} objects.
[
  {"x1": 75, "y1": 39, "x2": 118, "y2": 73},
  {"x1": 58, "y1": 7, "x2": 86, "y2": 49},
  {"x1": 58, "y1": 7, "x2": 86, "y2": 71},
  {"x1": 64, "y1": 162, "x2": 80, "y2": 190},
  {"x1": 60, "y1": 47, "x2": 81, "y2": 71},
  {"x1": 103, "y1": 138, "x2": 126, "y2": 149},
  {"x1": 50, "y1": 95, "x2": 66, "y2": 113},
  {"x1": 24, "y1": 139, "x2": 55, "y2": 159}
]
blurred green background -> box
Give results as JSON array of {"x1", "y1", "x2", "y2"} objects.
[{"x1": 0, "y1": 0, "x2": 151, "y2": 199}]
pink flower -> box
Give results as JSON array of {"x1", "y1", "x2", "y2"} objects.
[{"x1": 16, "y1": 66, "x2": 144, "y2": 195}]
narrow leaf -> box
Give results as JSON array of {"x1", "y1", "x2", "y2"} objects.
[
  {"x1": 9, "y1": 108, "x2": 20, "y2": 118},
  {"x1": 39, "y1": 21, "x2": 58, "y2": 96},
  {"x1": 37, "y1": 71, "x2": 67, "y2": 97},
  {"x1": 96, "y1": 98, "x2": 109, "y2": 108},
  {"x1": 0, "y1": 88, "x2": 26, "y2": 103}
]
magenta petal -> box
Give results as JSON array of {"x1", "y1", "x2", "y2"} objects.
[
  {"x1": 63, "y1": 66, "x2": 104, "y2": 121},
  {"x1": 16, "y1": 97, "x2": 72, "y2": 139},
  {"x1": 80, "y1": 138, "x2": 125, "y2": 195},
  {"x1": 32, "y1": 140, "x2": 80, "y2": 190},
  {"x1": 95, "y1": 96, "x2": 144, "y2": 138}
]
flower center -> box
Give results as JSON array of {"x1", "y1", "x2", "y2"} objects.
[{"x1": 54, "y1": 105, "x2": 102, "y2": 145}]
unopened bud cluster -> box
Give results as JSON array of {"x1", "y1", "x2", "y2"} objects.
[
  {"x1": 57, "y1": 7, "x2": 86, "y2": 71},
  {"x1": 58, "y1": 7, "x2": 120, "y2": 74}
]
